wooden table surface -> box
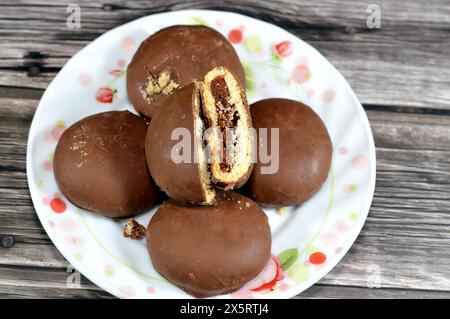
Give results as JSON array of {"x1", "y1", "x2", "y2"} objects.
[{"x1": 1, "y1": 0, "x2": 449, "y2": 299}]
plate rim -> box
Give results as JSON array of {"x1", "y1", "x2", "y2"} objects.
[{"x1": 26, "y1": 8, "x2": 377, "y2": 299}]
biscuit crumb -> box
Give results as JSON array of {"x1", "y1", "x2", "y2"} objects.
[
  {"x1": 123, "y1": 219, "x2": 146, "y2": 239},
  {"x1": 244, "y1": 202, "x2": 251, "y2": 207},
  {"x1": 143, "y1": 71, "x2": 179, "y2": 101}
]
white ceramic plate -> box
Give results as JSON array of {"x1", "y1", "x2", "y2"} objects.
[{"x1": 27, "y1": 10, "x2": 376, "y2": 299}]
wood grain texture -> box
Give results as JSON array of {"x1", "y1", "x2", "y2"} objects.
[
  {"x1": 1, "y1": 247, "x2": 450, "y2": 299},
  {"x1": 1, "y1": 0, "x2": 449, "y2": 299},
  {"x1": 2, "y1": 265, "x2": 450, "y2": 299},
  {"x1": 0, "y1": 0, "x2": 449, "y2": 108},
  {"x1": 0, "y1": 266, "x2": 113, "y2": 298}
]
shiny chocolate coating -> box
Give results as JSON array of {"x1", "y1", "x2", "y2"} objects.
[
  {"x1": 245, "y1": 98, "x2": 333, "y2": 206},
  {"x1": 147, "y1": 190, "x2": 271, "y2": 298},
  {"x1": 145, "y1": 83, "x2": 213, "y2": 204},
  {"x1": 54, "y1": 111, "x2": 158, "y2": 217},
  {"x1": 127, "y1": 25, "x2": 245, "y2": 118}
]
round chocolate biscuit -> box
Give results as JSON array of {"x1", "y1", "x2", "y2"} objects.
[
  {"x1": 245, "y1": 98, "x2": 332, "y2": 206},
  {"x1": 54, "y1": 111, "x2": 158, "y2": 217},
  {"x1": 146, "y1": 190, "x2": 272, "y2": 298},
  {"x1": 127, "y1": 25, "x2": 245, "y2": 118}
]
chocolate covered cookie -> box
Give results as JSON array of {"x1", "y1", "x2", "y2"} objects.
[
  {"x1": 245, "y1": 98, "x2": 332, "y2": 206},
  {"x1": 146, "y1": 191, "x2": 271, "y2": 298},
  {"x1": 127, "y1": 25, "x2": 245, "y2": 118},
  {"x1": 145, "y1": 83, "x2": 215, "y2": 205},
  {"x1": 145, "y1": 67, "x2": 252, "y2": 204},
  {"x1": 54, "y1": 111, "x2": 158, "y2": 217}
]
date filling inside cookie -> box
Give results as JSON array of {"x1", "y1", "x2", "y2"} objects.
[
  {"x1": 201, "y1": 67, "x2": 253, "y2": 189},
  {"x1": 210, "y1": 76, "x2": 240, "y2": 173}
]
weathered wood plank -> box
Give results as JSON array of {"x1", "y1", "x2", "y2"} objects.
[
  {"x1": 1, "y1": 265, "x2": 450, "y2": 299},
  {"x1": 369, "y1": 111, "x2": 450, "y2": 151},
  {"x1": 0, "y1": 70, "x2": 54, "y2": 90},
  {"x1": 297, "y1": 285, "x2": 450, "y2": 299},
  {"x1": 0, "y1": 285, "x2": 112, "y2": 298},
  {"x1": 0, "y1": 265, "x2": 113, "y2": 298},
  {"x1": 0, "y1": 0, "x2": 449, "y2": 109},
  {"x1": 0, "y1": 242, "x2": 68, "y2": 268},
  {"x1": 0, "y1": 265, "x2": 95, "y2": 288},
  {"x1": 0, "y1": 96, "x2": 38, "y2": 117},
  {"x1": 2, "y1": 0, "x2": 449, "y2": 27}
]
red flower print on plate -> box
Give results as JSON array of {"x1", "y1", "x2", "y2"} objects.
[
  {"x1": 309, "y1": 251, "x2": 327, "y2": 265},
  {"x1": 274, "y1": 41, "x2": 293, "y2": 57},
  {"x1": 231, "y1": 252, "x2": 290, "y2": 298},
  {"x1": 246, "y1": 255, "x2": 284, "y2": 292},
  {"x1": 109, "y1": 69, "x2": 124, "y2": 77},
  {"x1": 228, "y1": 29, "x2": 243, "y2": 44},
  {"x1": 96, "y1": 65, "x2": 126, "y2": 103},
  {"x1": 50, "y1": 197, "x2": 67, "y2": 213},
  {"x1": 96, "y1": 87, "x2": 115, "y2": 103}
]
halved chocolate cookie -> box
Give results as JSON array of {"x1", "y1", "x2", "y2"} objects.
[
  {"x1": 127, "y1": 25, "x2": 245, "y2": 118},
  {"x1": 201, "y1": 66, "x2": 253, "y2": 189},
  {"x1": 145, "y1": 67, "x2": 253, "y2": 204},
  {"x1": 145, "y1": 83, "x2": 215, "y2": 205}
]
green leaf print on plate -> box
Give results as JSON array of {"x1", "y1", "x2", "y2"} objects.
[
  {"x1": 278, "y1": 248, "x2": 299, "y2": 270},
  {"x1": 270, "y1": 52, "x2": 283, "y2": 67},
  {"x1": 188, "y1": 15, "x2": 208, "y2": 26}
]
